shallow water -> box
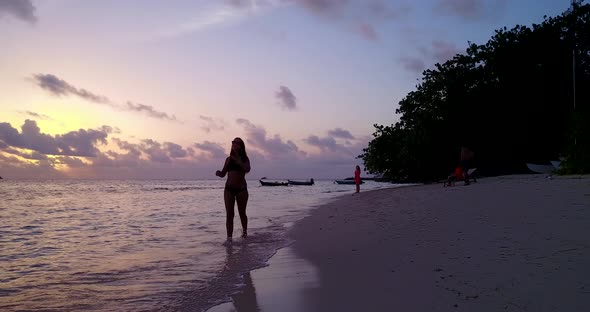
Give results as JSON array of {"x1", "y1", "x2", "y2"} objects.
[{"x1": 0, "y1": 179, "x2": 399, "y2": 311}]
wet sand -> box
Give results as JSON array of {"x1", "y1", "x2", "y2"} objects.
[{"x1": 208, "y1": 174, "x2": 590, "y2": 311}]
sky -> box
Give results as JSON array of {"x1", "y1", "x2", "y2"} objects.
[{"x1": 0, "y1": 0, "x2": 571, "y2": 179}]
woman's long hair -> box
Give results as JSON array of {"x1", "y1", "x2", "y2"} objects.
[{"x1": 230, "y1": 137, "x2": 248, "y2": 161}]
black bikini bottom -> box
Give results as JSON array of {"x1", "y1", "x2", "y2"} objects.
[{"x1": 225, "y1": 186, "x2": 248, "y2": 197}]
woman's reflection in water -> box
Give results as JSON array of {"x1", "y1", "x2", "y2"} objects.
[{"x1": 225, "y1": 243, "x2": 261, "y2": 312}]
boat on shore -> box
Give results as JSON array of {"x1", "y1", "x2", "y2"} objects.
[
  {"x1": 259, "y1": 180, "x2": 288, "y2": 186},
  {"x1": 287, "y1": 179, "x2": 314, "y2": 186},
  {"x1": 526, "y1": 163, "x2": 555, "y2": 174}
]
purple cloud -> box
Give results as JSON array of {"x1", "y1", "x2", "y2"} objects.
[
  {"x1": 0, "y1": 120, "x2": 108, "y2": 157},
  {"x1": 199, "y1": 115, "x2": 225, "y2": 133},
  {"x1": 236, "y1": 118, "x2": 304, "y2": 158},
  {"x1": 431, "y1": 40, "x2": 461, "y2": 63},
  {"x1": 140, "y1": 139, "x2": 171, "y2": 163},
  {"x1": 57, "y1": 156, "x2": 87, "y2": 168},
  {"x1": 275, "y1": 86, "x2": 298, "y2": 111},
  {"x1": 32, "y1": 73, "x2": 178, "y2": 122},
  {"x1": 284, "y1": 0, "x2": 408, "y2": 41},
  {"x1": 303, "y1": 135, "x2": 353, "y2": 154},
  {"x1": 327, "y1": 128, "x2": 355, "y2": 140},
  {"x1": 164, "y1": 142, "x2": 188, "y2": 158},
  {"x1": 112, "y1": 138, "x2": 142, "y2": 156},
  {"x1": 125, "y1": 102, "x2": 177, "y2": 122},
  {"x1": 400, "y1": 40, "x2": 462, "y2": 73},
  {"x1": 366, "y1": 1, "x2": 410, "y2": 20},
  {"x1": 18, "y1": 110, "x2": 51, "y2": 120},
  {"x1": 399, "y1": 56, "x2": 426, "y2": 74},
  {"x1": 357, "y1": 23, "x2": 378, "y2": 41},
  {"x1": 435, "y1": 0, "x2": 507, "y2": 20},
  {"x1": 194, "y1": 141, "x2": 227, "y2": 159},
  {"x1": 32, "y1": 74, "x2": 111, "y2": 104},
  {"x1": 296, "y1": 0, "x2": 348, "y2": 16},
  {"x1": 225, "y1": 0, "x2": 270, "y2": 8},
  {"x1": 0, "y1": 0, "x2": 37, "y2": 23}
]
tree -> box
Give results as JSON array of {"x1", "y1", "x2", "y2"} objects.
[{"x1": 360, "y1": 3, "x2": 590, "y2": 182}]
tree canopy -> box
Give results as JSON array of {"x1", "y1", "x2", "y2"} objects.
[{"x1": 360, "y1": 3, "x2": 590, "y2": 182}]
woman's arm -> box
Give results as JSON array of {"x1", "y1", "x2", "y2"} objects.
[
  {"x1": 216, "y1": 157, "x2": 230, "y2": 177},
  {"x1": 240, "y1": 157, "x2": 251, "y2": 173}
]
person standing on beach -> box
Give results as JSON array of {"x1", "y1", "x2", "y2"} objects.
[
  {"x1": 354, "y1": 165, "x2": 361, "y2": 193},
  {"x1": 460, "y1": 146, "x2": 474, "y2": 185},
  {"x1": 216, "y1": 137, "x2": 251, "y2": 242}
]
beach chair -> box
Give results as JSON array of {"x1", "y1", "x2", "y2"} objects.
[{"x1": 444, "y1": 168, "x2": 477, "y2": 187}]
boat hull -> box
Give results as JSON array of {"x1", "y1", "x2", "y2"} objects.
[
  {"x1": 526, "y1": 163, "x2": 555, "y2": 174},
  {"x1": 287, "y1": 180, "x2": 314, "y2": 186},
  {"x1": 259, "y1": 180, "x2": 288, "y2": 186}
]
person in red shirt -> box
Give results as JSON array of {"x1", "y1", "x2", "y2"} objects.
[{"x1": 354, "y1": 165, "x2": 361, "y2": 193}]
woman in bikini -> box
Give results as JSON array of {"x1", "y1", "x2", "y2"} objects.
[{"x1": 216, "y1": 137, "x2": 251, "y2": 241}]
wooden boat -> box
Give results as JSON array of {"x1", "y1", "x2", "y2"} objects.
[
  {"x1": 526, "y1": 163, "x2": 555, "y2": 174},
  {"x1": 259, "y1": 180, "x2": 288, "y2": 186},
  {"x1": 334, "y1": 179, "x2": 364, "y2": 185},
  {"x1": 287, "y1": 179, "x2": 314, "y2": 186}
]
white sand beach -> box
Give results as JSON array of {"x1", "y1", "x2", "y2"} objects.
[{"x1": 208, "y1": 174, "x2": 590, "y2": 312}]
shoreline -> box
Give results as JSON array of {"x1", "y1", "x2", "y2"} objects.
[{"x1": 207, "y1": 174, "x2": 590, "y2": 311}]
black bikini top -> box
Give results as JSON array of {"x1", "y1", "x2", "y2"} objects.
[{"x1": 228, "y1": 157, "x2": 248, "y2": 172}]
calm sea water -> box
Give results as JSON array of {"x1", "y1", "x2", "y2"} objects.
[{"x1": 0, "y1": 179, "x2": 399, "y2": 311}]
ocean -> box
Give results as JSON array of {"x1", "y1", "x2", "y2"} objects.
[{"x1": 0, "y1": 179, "x2": 399, "y2": 311}]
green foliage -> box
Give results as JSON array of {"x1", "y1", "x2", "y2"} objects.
[
  {"x1": 360, "y1": 3, "x2": 590, "y2": 182},
  {"x1": 561, "y1": 111, "x2": 590, "y2": 174}
]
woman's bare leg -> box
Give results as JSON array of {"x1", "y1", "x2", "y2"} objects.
[
  {"x1": 224, "y1": 190, "x2": 236, "y2": 238},
  {"x1": 236, "y1": 190, "x2": 249, "y2": 237}
]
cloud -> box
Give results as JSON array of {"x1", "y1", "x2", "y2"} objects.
[
  {"x1": 32, "y1": 74, "x2": 111, "y2": 104},
  {"x1": 399, "y1": 56, "x2": 426, "y2": 74},
  {"x1": 32, "y1": 73, "x2": 178, "y2": 122},
  {"x1": 112, "y1": 138, "x2": 141, "y2": 156},
  {"x1": 357, "y1": 22, "x2": 378, "y2": 41},
  {"x1": 225, "y1": 0, "x2": 271, "y2": 9},
  {"x1": 164, "y1": 142, "x2": 188, "y2": 158},
  {"x1": 227, "y1": 0, "x2": 404, "y2": 41},
  {"x1": 112, "y1": 139, "x2": 188, "y2": 163},
  {"x1": 99, "y1": 125, "x2": 121, "y2": 134},
  {"x1": 303, "y1": 135, "x2": 354, "y2": 154},
  {"x1": 0, "y1": 0, "x2": 37, "y2": 23},
  {"x1": 236, "y1": 118, "x2": 304, "y2": 158},
  {"x1": 275, "y1": 86, "x2": 297, "y2": 111},
  {"x1": 295, "y1": 0, "x2": 348, "y2": 16},
  {"x1": 431, "y1": 40, "x2": 461, "y2": 63},
  {"x1": 327, "y1": 128, "x2": 355, "y2": 140},
  {"x1": 152, "y1": 1, "x2": 275, "y2": 40},
  {"x1": 1, "y1": 147, "x2": 48, "y2": 160},
  {"x1": 288, "y1": 0, "x2": 408, "y2": 41},
  {"x1": 0, "y1": 119, "x2": 375, "y2": 179},
  {"x1": 400, "y1": 40, "x2": 462, "y2": 73},
  {"x1": 140, "y1": 139, "x2": 172, "y2": 163},
  {"x1": 57, "y1": 156, "x2": 87, "y2": 168},
  {"x1": 18, "y1": 110, "x2": 52, "y2": 120},
  {"x1": 125, "y1": 102, "x2": 177, "y2": 122},
  {"x1": 199, "y1": 115, "x2": 225, "y2": 133},
  {"x1": 194, "y1": 141, "x2": 227, "y2": 159},
  {"x1": 0, "y1": 120, "x2": 109, "y2": 157},
  {"x1": 435, "y1": 0, "x2": 507, "y2": 20}
]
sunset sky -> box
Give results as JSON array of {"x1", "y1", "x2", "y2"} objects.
[{"x1": 0, "y1": 0, "x2": 569, "y2": 179}]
